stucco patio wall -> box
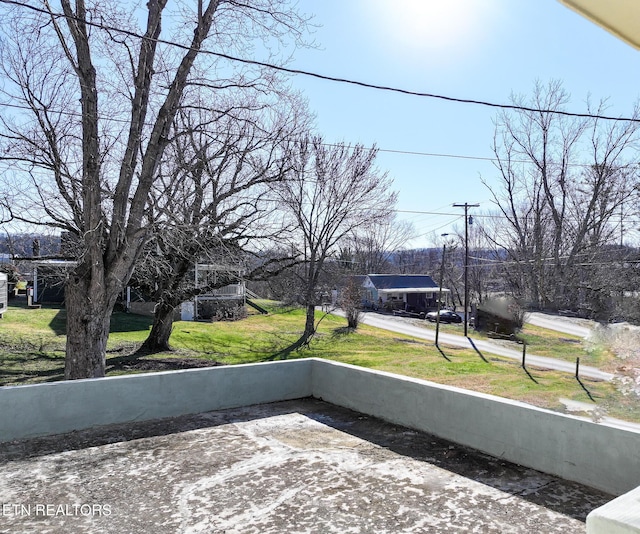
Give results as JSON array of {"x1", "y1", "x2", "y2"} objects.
[
  {"x1": 0, "y1": 359, "x2": 311, "y2": 442},
  {"x1": 309, "y1": 359, "x2": 639, "y2": 497},
  {"x1": 586, "y1": 485, "x2": 640, "y2": 533},
  {"x1": 1, "y1": 358, "x2": 638, "y2": 505}
]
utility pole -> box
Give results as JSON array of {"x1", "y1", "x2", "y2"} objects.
[
  {"x1": 435, "y1": 233, "x2": 449, "y2": 347},
  {"x1": 620, "y1": 202, "x2": 624, "y2": 248},
  {"x1": 453, "y1": 202, "x2": 479, "y2": 336}
]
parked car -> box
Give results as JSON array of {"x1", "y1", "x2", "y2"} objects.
[{"x1": 426, "y1": 310, "x2": 462, "y2": 324}]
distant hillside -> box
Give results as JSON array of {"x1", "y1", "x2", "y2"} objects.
[{"x1": 0, "y1": 234, "x2": 62, "y2": 257}]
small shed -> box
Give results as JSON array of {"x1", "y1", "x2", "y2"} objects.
[
  {"x1": 473, "y1": 297, "x2": 522, "y2": 337},
  {"x1": 32, "y1": 260, "x2": 76, "y2": 303}
]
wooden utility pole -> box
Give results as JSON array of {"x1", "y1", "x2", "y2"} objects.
[
  {"x1": 453, "y1": 202, "x2": 479, "y2": 336},
  {"x1": 435, "y1": 234, "x2": 449, "y2": 346}
]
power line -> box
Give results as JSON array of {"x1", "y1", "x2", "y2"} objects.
[
  {"x1": 469, "y1": 255, "x2": 640, "y2": 268},
  {"x1": 3, "y1": 98, "x2": 596, "y2": 167},
  {"x1": 2, "y1": 1, "x2": 639, "y2": 240},
  {"x1": 393, "y1": 209, "x2": 640, "y2": 223},
  {"x1": 5, "y1": 168, "x2": 638, "y2": 226},
  {"x1": 0, "y1": 101, "x2": 505, "y2": 163},
  {"x1": 0, "y1": 5, "x2": 629, "y2": 170},
  {"x1": 1, "y1": 0, "x2": 639, "y2": 123},
  {"x1": 0, "y1": 101, "x2": 512, "y2": 163},
  {"x1": 0, "y1": 98, "x2": 603, "y2": 171}
]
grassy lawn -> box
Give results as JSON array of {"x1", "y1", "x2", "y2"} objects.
[{"x1": 0, "y1": 300, "x2": 637, "y2": 423}]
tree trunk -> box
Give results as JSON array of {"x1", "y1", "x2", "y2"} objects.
[
  {"x1": 302, "y1": 304, "x2": 316, "y2": 344},
  {"x1": 288, "y1": 304, "x2": 316, "y2": 351},
  {"x1": 141, "y1": 301, "x2": 176, "y2": 352},
  {"x1": 64, "y1": 274, "x2": 113, "y2": 380}
]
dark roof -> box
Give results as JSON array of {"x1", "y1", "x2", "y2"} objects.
[{"x1": 367, "y1": 274, "x2": 437, "y2": 290}]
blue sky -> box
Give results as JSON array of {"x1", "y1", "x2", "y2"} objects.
[{"x1": 286, "y1": 0, "x2": 640, "y2": 246}]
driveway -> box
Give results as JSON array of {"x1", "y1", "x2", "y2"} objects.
[{"x1": 334, "y1": 310, "x2": 614, "y2": 382}]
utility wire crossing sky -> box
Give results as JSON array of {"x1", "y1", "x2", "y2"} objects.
[{"x1": 2, "y1": 0, "x2": 639, "y2": 246}]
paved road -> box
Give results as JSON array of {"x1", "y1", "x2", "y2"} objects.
[
  {"x1": 526, "y1": 312, "x2": 593, "y2": 339},
  {"x1": 341, "y1": 310, "x2": 614, "y2": 382}
]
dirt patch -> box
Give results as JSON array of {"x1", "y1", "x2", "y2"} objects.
[
  {"x1": 393, "y1": 337, "x2": 424, "y2": 345},
  {"x1": 107, "y1": 357, "x2": 223, "y2": 373}
]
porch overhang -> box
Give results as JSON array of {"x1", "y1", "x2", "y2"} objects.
[
  {"x1": 559, "y1": 0, "x2": 640, "y2": 49},
  {"x1": 377, "y1": 287, "x2": 450, "y2": 294}
]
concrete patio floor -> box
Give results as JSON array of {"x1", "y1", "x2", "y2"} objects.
[{"x1": 0, "y1": 398, "x2": 612, "y2": 533}]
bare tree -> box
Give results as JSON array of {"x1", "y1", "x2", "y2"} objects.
[
  {"x1": 340, "y1": 277, "x2": 363, "y2": 329},
  {"x1": 0, "y1": 0, "x2": 310, "y2": 378},
  {"x1": 340, "y1": 213, "x2": 416, "y2": 274},
  {"x1": 275, "y1": 136, "x2": 397, "y2": 351},
  {"x1": 392, "y1": 248, "x2": 439, "y2": 275},
  {"x1": 134, "y1": 102, "x2": 305, "y2": 351},
  {"x1": 482, "y1": 80, "x2": 640, "y2": 314},
  {"x1": 465, "y1": 217, "x2": 503, "y2": 305}
]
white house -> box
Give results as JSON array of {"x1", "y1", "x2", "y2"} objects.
[{"x1": 360, "y1": 274, "x2": 450, "y2": 313}]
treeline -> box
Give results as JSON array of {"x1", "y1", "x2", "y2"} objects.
[{"x1": 477, "y1": 81, "x2": 640, "y2": 322}]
